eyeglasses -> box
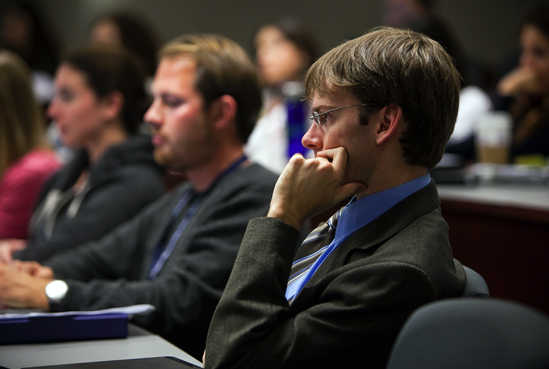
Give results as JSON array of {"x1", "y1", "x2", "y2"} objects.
[{"x1": 309, "y1": 103, "x2": 375, "y2": 130}]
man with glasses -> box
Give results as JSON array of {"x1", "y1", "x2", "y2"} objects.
[{"x1": 205, "y1": 27, "x2": 466, "y2": 368}]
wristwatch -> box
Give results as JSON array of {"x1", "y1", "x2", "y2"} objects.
[{"x1": 45, "y1": 280, "x2": 68, "y2": 304}]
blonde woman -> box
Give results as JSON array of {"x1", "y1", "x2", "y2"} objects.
[{"x1": 0, "y1": 50, "x2": 60, "y2": 240}]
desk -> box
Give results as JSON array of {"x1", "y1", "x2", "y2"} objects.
[
  {"x1": 0, "y1": 324, "x2": 203, "y2": 369},
  {"x1": 437, "y1": 184, "x2": 549, "y2": 314}
]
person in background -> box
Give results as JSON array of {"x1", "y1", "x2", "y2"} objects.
[
  {"x1": 0, "y1": 50, "x2": 60, "y2": 241},
  {"x1": 0, "y1": 45, "x2": 164, "y2": 263},
  {"x1": 497, "y1": 5, "x2": 549, "y2": 160},
  {"x1": 0, "y1": 34, "x2": 277, "y2": 360},
  {"x1": 89, "y1": 10, "x2": 161, "y2": 80},
  {"x1": 246, "y1": 16, "x2": 321, "y2": 173},
  {"x1": 384, "y1": 0, "x2": 492, "y2": 161},
  {"x1": 0, "y1": 0, "x2": 61, "y2": 105},
  {"x1": 204, "y1": 27, "x2": 465, "y2": 369}
]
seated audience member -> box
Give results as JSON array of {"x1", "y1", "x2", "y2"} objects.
[
  {"x1": 89, "y1": 10, "x2": 160, "y2": 80},
  {"x1": 0, "y1": 0, "x2": 61, "y2": 105},
  {"x1": 0, "y1": 46, "x2": 164, "y2": 263},
  {"x1": 0, "y1": 51, "x2": 60, "y2": 240},
  {"x1": 246, "y1": 16, "x2": 321, "y2": 173},
  {"x1": 0, "y1": 34, "x2": 277, "y2": 360},
  {"x1": 384, "y1": 0, "x2": 492, "y2": 160},
  {"x1": 205, "y1": 28, "x2": 466, "y2": 369},
  {"x1": 497, "y1": 5, "x2": 549, "y2": 159}
]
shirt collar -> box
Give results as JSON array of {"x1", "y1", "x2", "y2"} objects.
[{"x1": 334, "y1": 173, "x2": 431, "y2": 243}]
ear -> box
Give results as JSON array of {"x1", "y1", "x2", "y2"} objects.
[
  {"x1": 210, "y1": 94, "x2": 238, "y2": 130},
  {"x1": 100, "y1": 91, "x2": 124, "y2": 121},
  {"x1": 375, "y1": 103, "x2": 403, "y2": 146}
]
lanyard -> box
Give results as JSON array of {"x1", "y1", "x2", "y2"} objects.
[{"x1": 147, "y1": 155, "x2": 248, "y2": 281}]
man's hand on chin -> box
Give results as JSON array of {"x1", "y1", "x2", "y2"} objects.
[
  {"x1": 0, "y1": 263, "x2": 51, "y2": 310},
  {"x1": 268, "y1": 147, "x2": 365, "y2": 230}
]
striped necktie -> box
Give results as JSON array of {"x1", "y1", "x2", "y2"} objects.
[{"x1": 286, "y1": 207, "x2": 344, "y2": 304}]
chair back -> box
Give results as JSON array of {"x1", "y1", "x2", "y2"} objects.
[
  {"x1": 386, "y1": 299, "x2": 549, "y2": 369},
  {"x1": 461, "y1": 265, "x2": 489, "y2": 298}
]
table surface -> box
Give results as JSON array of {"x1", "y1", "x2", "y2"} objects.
[
  {"x1": 437, "y1": 183, "x2": 549, "y2": 211},
  {"x1": 0, "y1": 324, "x2": 203, "y2": 369}
]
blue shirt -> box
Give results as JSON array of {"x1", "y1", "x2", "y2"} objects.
[{"x1": 285, "y1": 173, "x2": 432, "y2": 301}]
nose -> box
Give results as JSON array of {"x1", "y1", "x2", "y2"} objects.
[
  {"x1": 519, "y1": 50, "x2": 531, "y2": 68},
  {"x1": 302, "y1": 122, "x2": 323, "y2": 153},
  {"x1": 47, "y1": 98, "x2": 59, "y2": 120},
  {"x1": 144, "y1": 99, "x2": 162, "y2": 131}
]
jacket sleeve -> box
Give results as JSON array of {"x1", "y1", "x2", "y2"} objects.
[
  {"x1": 15, "y1": 165, "x2": 164, "y2": 262},
  {"x1": 45, "y1": 179, "x2": 274, "y2": 359},
  {"x1": 204, "y1": 217, "x2": 439, "y2": 369}
]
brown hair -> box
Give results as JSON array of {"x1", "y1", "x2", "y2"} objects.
[
  {"x1": 62, "y1": 45, "x2": 149, "y2": 135},
  {"x1": 305, "y1": 27, "x2": 460, "y2": 169},
  {"x1": 160, "y1": 34, "x2": 262, "y2": 144},
  {"x1": 91, "y1": 11, "x2": 160, "y2": 76},
  {"x1": 522, "y1": 5, "x2": 549, "y2": 41},
  {"x1": 254, "y1": 16, "x2": 321, "y2": 71},
  {"x1": 0, "y1": 50, "x2": 49, "y2": 177}
]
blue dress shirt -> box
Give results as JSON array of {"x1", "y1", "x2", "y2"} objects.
[{"x1": 285, "y1": 173, "x2": 432, "y2": 301}]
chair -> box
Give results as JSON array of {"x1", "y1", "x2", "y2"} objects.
[
  {"x1": 386, "y1": 299, "x2": 549, "y2": 369},
  {"x1": 461, "y1": 265, "x2": 489, "y2": 298}
]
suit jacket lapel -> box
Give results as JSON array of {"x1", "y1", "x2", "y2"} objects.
[{"x1": 292, "y1": 181, "x2": 441, "y2": 305}]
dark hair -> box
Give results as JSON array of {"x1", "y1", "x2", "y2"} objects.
[
  {"x1": 92, "y1": 11, "x2": 160, "y2": 76},
  {"x1": 306, "y1": 27, "x2": 461, "y2": 169},
  {"x1": 417, "y1": 0, "x2": 436, "y2": 13},
  {"x1": 522, "y1": 4, "x2": 549, "y2": 41},
  {"x1": 160, "y1": 34, "x2": 262, "y2": 144},
  {"x1": 255, "y1": 16, "x2": 321, "y2": 71},
  {"x1": 62, "y1": 45, "x2": 149, "y2": 134},
  {"x1": 0, "y1": 1, "x2": 61, "y2": 75}
]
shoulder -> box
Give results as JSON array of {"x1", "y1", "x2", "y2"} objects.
[
  {"x1": 215, "y1": 163, "x2": 278, "y2": 194},
  {"x1": 2, "y1": 150, "x2": 60, "y2": 187}
]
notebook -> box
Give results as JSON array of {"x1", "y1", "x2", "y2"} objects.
[{"x1": 22, "y1": 356, "x2": 202, "y2": 369}]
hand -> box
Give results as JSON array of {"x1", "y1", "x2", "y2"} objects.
[
  {"x1": 12, "y1": 260, "x2": 54, "y2": 279},
  {"x1": 497, "y1": 66, "x2": 542, "y2": 96},
  {"x1": 268, "y1": 147, "x2": 365, "y2": 230},
  {"x1": 0, "y1": 263, "x2": 51, "y2": 309},
  {"x1": 0, "y1": 239, "x2": 27, "y2": 264}
]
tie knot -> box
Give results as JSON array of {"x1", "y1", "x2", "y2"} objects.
[{"x1": 327, "y1": 207, "x2": 345, "y2": 230}]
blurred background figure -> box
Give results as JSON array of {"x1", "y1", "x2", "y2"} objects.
[
  {"x1": 0, "y1": 50, "x2": 60, "y2": 241},
  {"x1": 245, "y1": 16, "x2": 321, "y2": 173},
  {"x1": 384, "y1": 0, "x2": 492, "y2": 162},
  {"x1": 0, "y1": 45, "x2": 165, "y2": 263},
  {"x1": 497, "y1": 5, "x2": 549, "y2": 161},
  {"x1": 0, "y1": 0, "x2": 61, "y2": 106},
  {"x1": 89, "y1": 10, "x2": 161, "y2": 80}
]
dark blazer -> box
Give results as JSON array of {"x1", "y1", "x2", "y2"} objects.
[
  {"x1": 16, "y1": 135, "x2": 164, "y2": 262},
  {"x1": 43, "y1": 163, "x2": 278, "y2": 360},
  {"x1": 205, "y1": 181, "x2": 466, "y2": 369}
]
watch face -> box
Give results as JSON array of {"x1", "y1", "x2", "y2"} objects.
[{"x1": 46, "y1": 280, "x2": 68, "y2": 302}]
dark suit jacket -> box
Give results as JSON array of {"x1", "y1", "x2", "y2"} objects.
[
  {"x1": 205, "y1": 181, "x2": 466, "y2": 369},
  {"x1": 43, "y1": 163, "x2": 277, "y2": 359}
]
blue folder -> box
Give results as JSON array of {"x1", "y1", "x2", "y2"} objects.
[{"x1": 0, "y1": 312, "x2": 128, "y2": 345}]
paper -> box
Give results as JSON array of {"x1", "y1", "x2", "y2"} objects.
[{"x1": 0, "y1": 304, "x2": 155, "y2": 319}]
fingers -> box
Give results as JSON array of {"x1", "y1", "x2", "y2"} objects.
[
  {"x1": 0, "y1": 246, "x2": 13, "y2": 264},
  {"x1": 35, "y1": 266, "x2": 54, "y2": 280}
]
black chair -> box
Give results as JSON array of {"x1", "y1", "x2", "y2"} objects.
[
  {"x1": 461, "y1": 265, "x2": 489, "y2": 298},
  {"x1": 386, "y1": 299, "x2": 549, "y2": 369}
]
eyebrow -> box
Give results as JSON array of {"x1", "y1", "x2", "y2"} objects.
[{"x1": 311, "y1": 105, "x2": 338, "y2": 113}]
